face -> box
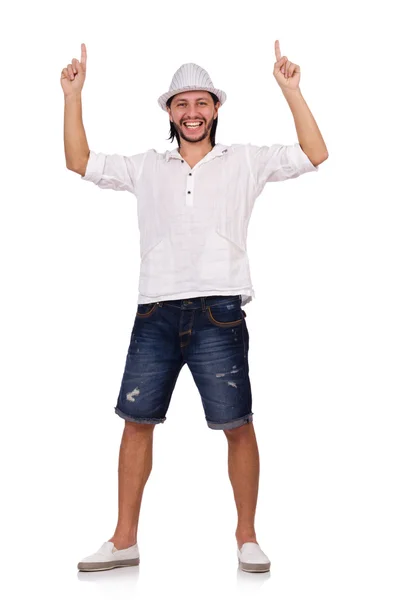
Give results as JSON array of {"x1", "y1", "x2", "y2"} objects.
[{"x1": 167, "y1": 91, "x2": 220, "y2": 144}]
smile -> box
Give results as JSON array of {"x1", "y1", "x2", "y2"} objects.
[{"x1": 183, "y1": 121, "x2": 204, "y2": 129}]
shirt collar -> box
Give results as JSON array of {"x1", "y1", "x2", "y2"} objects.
[{"x1": 165, "y1": 143, "x2": 229, "y2": 162}]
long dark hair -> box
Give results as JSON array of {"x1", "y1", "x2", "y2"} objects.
[{"x1": 166, "y1": 92, "x2": 219, "y2": 148}]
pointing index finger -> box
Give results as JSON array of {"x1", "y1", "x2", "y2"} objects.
[
  {"x1": 81, "y1": 43, "x2": 87, "y2": 67},
  {"x1": 275, "y1": 39, "x2": 281, "y2": 62}
]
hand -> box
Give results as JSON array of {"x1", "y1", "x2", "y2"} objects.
[
  {"x1": 273, "y1": 40, "x2": 300, "y2": 91},
  {"x1": 60, "y1": 43, "x2": 87, "y2": 97}
]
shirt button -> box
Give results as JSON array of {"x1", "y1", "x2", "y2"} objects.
[
  {"x1": 187, "y1": 191, "x2": 191, "y2": 194},
  {"x1": 189, "y1": 173, "x2": 192, "y2": 176},
  {"x1": 181, "y1": 160, "x2": 184, "y2": 163}
]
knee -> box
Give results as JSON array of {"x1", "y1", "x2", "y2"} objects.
[
  {"x1": 223, "y1": 421, "x2": 253, "y2": 439},
  {"x1": 124, "y1": 420, "x2": 156, "y2": 434}
]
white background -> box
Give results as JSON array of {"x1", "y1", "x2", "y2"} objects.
[{"x1": 1, "y1": 0, "x2": 396, "y2": 598}]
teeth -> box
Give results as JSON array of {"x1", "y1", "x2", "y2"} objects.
[{"x1": 185, "y1": 122, "x2": 202, "y2": 128}]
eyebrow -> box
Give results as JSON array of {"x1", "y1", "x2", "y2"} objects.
[{"x1": 174, "y1": 97, "x2": 209, "y2": 102}]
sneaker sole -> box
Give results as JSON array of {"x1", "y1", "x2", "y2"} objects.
[
  {"x1": 78, "y1": 558, "x2": 140, "y2": 571},
  {"x1": 238, "y1": 558, "x2": 271, "y2": 573}
]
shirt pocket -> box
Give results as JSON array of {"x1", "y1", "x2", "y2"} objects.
[
  {"x1": 137, "y1": 189, "x2": 167, "y2": 260},
  {"x1": 215, "y1": 214, "x2": 249, "y2": 253},
  {"x1": 140, "y1": 227, "x2": 164, "y2": 261},
  {"x1": 213, "y1": 162, "x2": 252, "y2": 252}
]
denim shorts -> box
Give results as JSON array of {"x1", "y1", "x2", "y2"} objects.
[{"x1": 114, "y1": 294, "x2": 253, "y2": 430}]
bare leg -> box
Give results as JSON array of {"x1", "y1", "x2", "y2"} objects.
[
  {"x1": 224, "y1": 422, "x2": 260, "y2": 549},
  {"x1": 108, "y1": 421, "x2": 155, "y2": 550}
]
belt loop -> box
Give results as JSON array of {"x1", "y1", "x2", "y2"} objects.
[{"x1": 201, "y1": 297, "x2": 206, "y2": 312}]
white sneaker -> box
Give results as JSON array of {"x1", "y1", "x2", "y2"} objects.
[
  {"x1": 237, "y1": 542, "x2": 271, "y2": 572},
  {"x1": 77, "y1": 541, "x2": 140, "y2": 571}
]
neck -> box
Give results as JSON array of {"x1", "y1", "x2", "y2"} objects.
[{"x1": 178, "y1": 138, "x2": 214, "y2": 159}]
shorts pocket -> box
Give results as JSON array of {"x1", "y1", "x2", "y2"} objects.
[
  {"x1": 206, "y1": 300, "x2": 243, "y2": 327},
  {"x1": 136, "y1": 302, "x2": 160, "y2": 318}
]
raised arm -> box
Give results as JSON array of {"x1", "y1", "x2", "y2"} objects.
[
  {"x1": 61, "y1": 43, "x2": 90, "y2": 175},
  {"x1": 273, "y1": 40, "x2": 328, "y2": 165}
]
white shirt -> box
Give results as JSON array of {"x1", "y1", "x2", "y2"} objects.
[{"x1": 81, "y1": 141, "x2": 319, "y2": 306}]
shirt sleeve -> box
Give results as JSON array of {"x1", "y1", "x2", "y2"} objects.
[
  {"x1": 81, "y1": 149, "x2": 148, "y2": 194},
  {"x1": 245, "y1": 142, "x2": 319, "y2": 190}
]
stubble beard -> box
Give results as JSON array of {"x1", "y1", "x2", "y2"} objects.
[{"x1": 176, "y1": 117, "x2": 214, "y2": 145}]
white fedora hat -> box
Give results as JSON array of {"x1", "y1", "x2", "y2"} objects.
[{"x1": 158, "y1": 62, "x2": 227, "y2": 111}]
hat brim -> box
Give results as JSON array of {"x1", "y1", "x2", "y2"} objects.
[{"x1": 158, "y1": 86, "x2": 227, "y2": 111}]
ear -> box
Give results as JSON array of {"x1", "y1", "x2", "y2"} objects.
[{"x1": 214, "y1": 102, "x2": 221, "y2": 119}]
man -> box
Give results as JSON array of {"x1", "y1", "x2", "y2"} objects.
[{"x1": 62, "y1": 40, "x2": 328, "y2": 574}]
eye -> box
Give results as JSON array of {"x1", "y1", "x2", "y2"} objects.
[{"x1": 177, "y1": 102, "x2": 206, "y2": 107}]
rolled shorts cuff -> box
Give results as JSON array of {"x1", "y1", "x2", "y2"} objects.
[
  {"x1": 206, "y1": 412, "x2": 253, "y2": 430},
  {"x1": 114, "y1": 407, "x2": 166, "y2": 425}
]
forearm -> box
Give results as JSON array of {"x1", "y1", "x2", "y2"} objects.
[
  {"x1": 281, "y1": 87, "x2": 328, "y2": 165},
  {"x1": 64, "y1": 94, "x2": 89, "y2": 170}
]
